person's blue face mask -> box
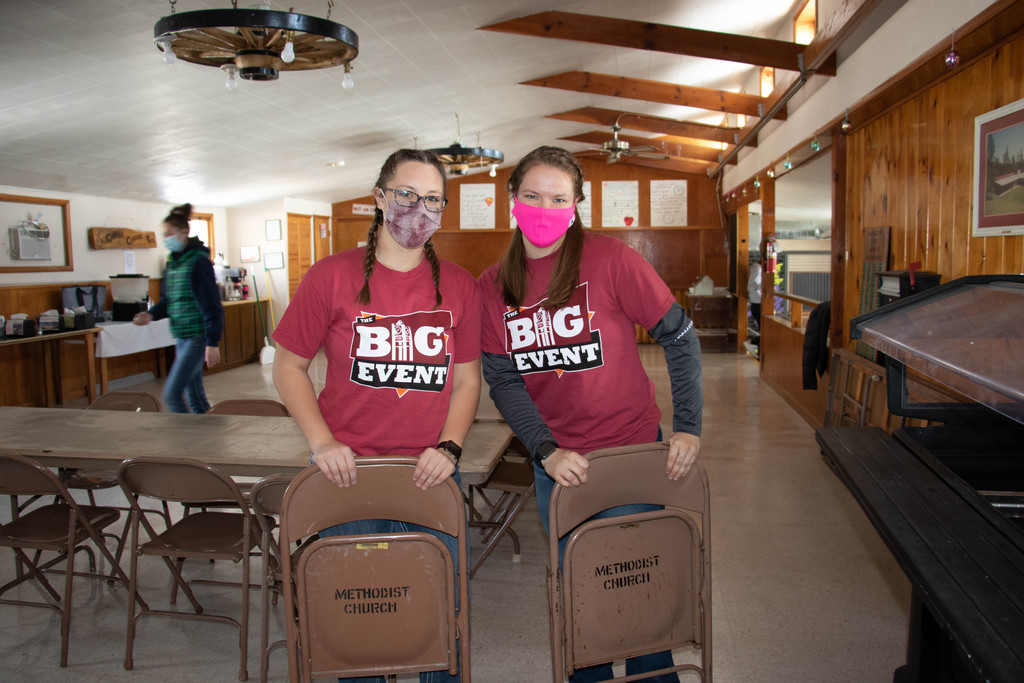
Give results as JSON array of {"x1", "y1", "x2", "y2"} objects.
[{"x1": 164, "y1": 235, "x2": 185, "y2": 252}]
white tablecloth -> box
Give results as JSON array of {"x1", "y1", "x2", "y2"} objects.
[{"x1": 96, "y1": 319, "x2": 175, "y2": 358}]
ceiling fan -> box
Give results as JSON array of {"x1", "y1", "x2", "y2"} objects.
[{"x1": 586, "y1": 123, "x2": 671, "y2": 164}]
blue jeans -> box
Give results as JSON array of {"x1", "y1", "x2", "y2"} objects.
[
  {"x1": 163, "y1": 336, "x2": 210, "y2": 414},
  {"x1": 535, "y1": 430, "x2": 680, "y2": 683},
  {"x1": 319, "y1": 470, "x2": 465, "y2": 683}
]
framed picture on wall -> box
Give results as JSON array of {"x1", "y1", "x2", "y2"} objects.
[
  {"x1": 974, "y1": 97, "x2": 1024, "y2": 236},
  {"x1": 239, "y1": 245, "x2": 260, "y2": 263},
  {"x1": 265, "y1": 218, "x2": 282, "y2": 241},
  {"x1": 264, "y1": 251, "x2": 285, "y2": 270},
  {"x1": 0, "y1": 193, "x2": 74, "y2": 273}
]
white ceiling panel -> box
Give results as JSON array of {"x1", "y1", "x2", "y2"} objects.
[{"x1": 0, "y1": 0, "x2": 814, "y2": 206}]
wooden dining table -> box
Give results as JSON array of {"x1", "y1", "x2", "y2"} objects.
[{"x1": 0, "y1": 406, "x2": 513, "y2": 484}]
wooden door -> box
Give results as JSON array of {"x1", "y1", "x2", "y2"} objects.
[
  {"x1": 287, "y1": 213, "x2": 312, "y2": 300},
  {"x1": 313, "y1": 214, "x2": 331, "y2": 261}
]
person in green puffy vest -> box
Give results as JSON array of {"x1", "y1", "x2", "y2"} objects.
[{"x1": 133, "y1": 203, "x2": 224, "y2": 413}]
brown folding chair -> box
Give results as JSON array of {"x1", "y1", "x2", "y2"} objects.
[
  {"x1": 280, "y1": 457, "x2": 471, "y2": 682},
  {"x1": 0, "y1": 452, "x2": 144, "y2": 667},
  {"x1": 547, "y1": 443, "x2": 711, "y2": 683},
  {"x1": 208, "y1": 399, "x2": 291, "y2": 417},
  {"x1": 467, "y1": 457, "x2": 536, "y2": 578},
  {"x1": 117, "y1": 456, "x2": 257, "y2": 681},
  {"x1": 249, "y1": 474, "x2": 299, "y2": 683}
]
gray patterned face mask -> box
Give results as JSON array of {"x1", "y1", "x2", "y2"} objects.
[{"x1": 382, "y1": 200, "x2": 441, "y2": 249}]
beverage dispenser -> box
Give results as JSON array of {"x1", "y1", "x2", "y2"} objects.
[{"x1": 110, "y1": 274, "x2": 150, "y2": 321}]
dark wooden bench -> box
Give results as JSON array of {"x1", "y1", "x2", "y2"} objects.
[{"x1": 816, "y1": 426, "x2": 1024, "y2": 683}]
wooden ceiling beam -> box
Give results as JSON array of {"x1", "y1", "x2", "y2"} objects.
[
  {"x1": 559, "y1": 130, "x2": 735, "y2": 165},
  {"x1": 548, "y1": 107, "x2": 752, "y2": 147},
  {"x1": 481, "y1": 11, "x2": 832, "y2": 75},
  {"x1": 522, "y1": 71, "x2": 784, "y2": 120},
  {"x1": 576, "y1": 151, "x2": 713, "y2": 176}
]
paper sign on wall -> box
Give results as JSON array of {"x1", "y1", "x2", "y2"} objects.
[
  {"x1": 601, "y1": 180, "x2": 639, "y2": 227},
  {"x1": 460, "y1": 183, "x2": 496, "y2": 230},
  {"x1": 578, "y1": 181, "x2": 592, "y2": 227},
  {"x1": 650, "y1": 179, "x2": 688, "y2": 226},
  {"x1": 352, "y1": 203, "x2": 375, "y2": 216}
]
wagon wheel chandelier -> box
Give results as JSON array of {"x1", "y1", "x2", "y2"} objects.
[
  {"x1": 427, "y1": 114, "x2": 504, "y2": 177},
  {"x1": 154, "y1": 0, "x2": 358, "y2": 90}
]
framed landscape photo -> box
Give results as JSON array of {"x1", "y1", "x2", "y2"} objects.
[
  {"x1": 974, "y1": 97, "x2": 1024, "y2": 236},
  {"x1": 265, "y1": 218, "x2": 282, "y2": 241}
]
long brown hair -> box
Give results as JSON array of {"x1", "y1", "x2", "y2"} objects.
[
  {"x1": 357, "y1": 149, "x2": 447, "y2": 307},
  {"x1": 497, "y1": 146, "x2": 586, "y2": 309}
]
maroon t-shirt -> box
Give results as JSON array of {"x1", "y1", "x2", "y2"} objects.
[
  {"x1": 479, "y1": 233, "x2": 674, "y2": 453},
  {"x1": 273, "y1": 248, "x2": 480, "y2": 456}
]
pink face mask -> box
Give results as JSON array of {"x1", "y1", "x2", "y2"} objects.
[
  {"x1": 512, "y1": 198, "x2": 576, "y2": 249},
  {"x1": 383, "y1": 200, "x2": 442, "y2": 249}
]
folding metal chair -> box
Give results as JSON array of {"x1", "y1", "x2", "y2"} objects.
[
  {"x1": 0, "y1": 452, "x2": 143, "y2": 667},
  {"x1": 547, "y1": 443, "x2": 712, "y2": 682},
  {"x1": 280, "y1": 457, "x2": 471, "y2": 682},
  {"x1": 117, "y1": 456, "x2": 257, "y2": 681},
  {"x1": 64, "y1": 391, "x2": 170, "y2": 531},
  {"x1": 467, "y1": 458, "x2": 535, "y2": 578},
  {"x1": 208, "y1": 399, "x2": 291, "y2": 417},
  {"x1": 249, "y1": 474, "x2": 299, "y2": 683}
]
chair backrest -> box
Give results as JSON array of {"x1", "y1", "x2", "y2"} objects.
[
  {"x1": 208, "y1": 399, "x2": 291, "y2": 417},
  {"x1": 117, "y1": 457, "x2": 249, "y2": 508},
  {"x1": 0, "y1": 452, "x2": 71, "y2": 499},
  {"x1": 280, "y1": 458, "x2": 468, "y2": 682},
  {"x1": 87, "y1": 391, "x2": 162, "y2": 412},
  {"x1": 549, "y1": 443, "x2": 711, "y2": 680},
  {"x1": 250, "y1": 474, "x2": 293, "y2": 540}
]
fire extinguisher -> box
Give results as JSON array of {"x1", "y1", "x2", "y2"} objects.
[{"x1": 765, "y1": 234, "x2": 778, "y2": 280}]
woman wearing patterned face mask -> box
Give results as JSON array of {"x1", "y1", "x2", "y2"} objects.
[
  {"x1": 272, "y1": 149, "x2": 479, "y2": 683},
  {"x1": 477, "y1": 146, "x2": 703, "y2": 683},
  {"x1": 133, "y1": 202, "x2": 223, "y2": 413}
]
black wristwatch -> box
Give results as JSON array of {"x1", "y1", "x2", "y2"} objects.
[
  {"x1": 534, "y1": 440, "x2": 558, "y2": 466},
  {"x1": 437, "y1": 440, "x2": 462, "y2": 464}
]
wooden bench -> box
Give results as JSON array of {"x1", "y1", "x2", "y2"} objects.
[{"x1": 816, "y1": 425, "x2": 1024, "y2": 682}]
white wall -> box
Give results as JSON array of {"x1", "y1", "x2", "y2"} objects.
[
  {"x1": 226, "y1": 198, "x2": 286, "y2": 331},
  {"x1": 0, "y1": 184, "x2": 227, "y2": 287}
]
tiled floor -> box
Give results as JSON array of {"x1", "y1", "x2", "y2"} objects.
[{"x1": 0, "y1": 348, "x2": 911, "y2": 682}]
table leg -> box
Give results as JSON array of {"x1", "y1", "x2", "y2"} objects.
[
  {"x1": 100, "y1": 357, "x2": 109, "y2": 396},
  {"x1": 52, "y1": 338, "x2": 65, "y2": 405},
  {"x1": 84, "y1": 332, "x2": 97, "y2": 404},
  {"x1": 157, "y1": 348, "x2": 167, "y2": 377}
]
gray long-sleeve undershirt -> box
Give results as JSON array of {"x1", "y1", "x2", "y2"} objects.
[{"x1": 482, "y1": 301, "x2": 703, "y2": 458}]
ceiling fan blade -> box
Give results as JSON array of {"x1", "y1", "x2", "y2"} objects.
[
  {"x1": 630, "y1": 152, "x2": 672, "y2": 160},
  {"x1": 629, "y1": 145, "x2": 661, "y2": 153}
]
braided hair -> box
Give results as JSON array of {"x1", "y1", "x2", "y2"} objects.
[{"x1": 357, "y1": 149, "x2": 447, "y2": 307}]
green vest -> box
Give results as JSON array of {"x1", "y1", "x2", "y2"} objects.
[{"x1": 164, "y1": 247, "x2": 206, "y2": 339}]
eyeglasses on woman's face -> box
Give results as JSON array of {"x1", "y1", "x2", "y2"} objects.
[{"x1": 380, "y1": 188, "x2": 448, "y2": 213}]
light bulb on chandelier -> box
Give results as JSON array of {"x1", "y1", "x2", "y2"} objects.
[
  {"x1": 342, "y1": 64, "x2": 354, "y2": 90},
  {"x1": 489, "y1": 164, "x2": 498, "y2": 178},
  {"x1": 281, "y1": 39, "x2": 295, "y2": 63},
  {"x1": 222, "y1": 64, "x2": 239, "y2": 91}
]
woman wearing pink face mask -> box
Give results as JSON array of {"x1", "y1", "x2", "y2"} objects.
[
  {"x1": 273, "y1": 149, "x2": 478, "y2": 683},
  {"x1": 478, "y1": 146, "x2": 702, "y2": 683}
]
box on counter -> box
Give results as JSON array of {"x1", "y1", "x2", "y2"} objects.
[
  {"x1": 39, "y1": 313, "x2": 61, "y2": 333},
  {"x1": 4, "y1": 319, "x2": 37, "y2": 337},
  {"x1": 60, "y1": 312, "x2": 95, "y2": 330}
]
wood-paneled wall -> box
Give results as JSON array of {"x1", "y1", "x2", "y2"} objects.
[
  {"x1": 332, "y1": 156, "x2": 724, "y2": 287},
  {"x1": 844, "y1": 35, "x2": 1024, "y2": 346}
]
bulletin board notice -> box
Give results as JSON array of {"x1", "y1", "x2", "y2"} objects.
[
  {"x1": 650, "y1": 179, "x2": 688, "y2": 226},
  {"x1": 601, "y1": 180, "x2": 639, "y2": 227},
  {"x1": 578, "y1": 181, "x2": 592, "y2": 227},
  {"x1": 460, "y1": 184, "x2": 496, "y2": 230}
]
